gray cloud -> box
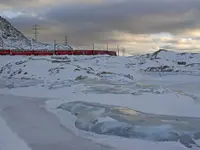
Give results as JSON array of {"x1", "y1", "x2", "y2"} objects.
[
  {"x1": 45, "y1": 0, "x2": 200, "y2": 30},
  {"x1": 2, "y1": 0, "x2": 200, "y2": 51},
  {"x1": 7, "y1": 16, "x2": 50, "y2": 29},
  {"x1": 42, "y1": 0, "x2": 200, "y2": 44}
]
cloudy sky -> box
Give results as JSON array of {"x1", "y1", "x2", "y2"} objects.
[{"x1": 0, "y1": 0, "x2": 200, "y2": 54}]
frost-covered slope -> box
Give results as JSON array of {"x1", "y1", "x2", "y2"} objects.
[{"x1": 0, "y1": 16, "x2": 72, "y2": 50}]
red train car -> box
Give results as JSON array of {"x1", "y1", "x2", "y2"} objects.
[
  {"x1": 0, "y1": 49, "x2": 117, "y2": 56},
  {"x1": 10, "y1": 50, "x2": 34, "y2": 55},
  {"x1": 93, "y1": 50, "x2": 108, "y2": 55},
  {"x1": 0, "y1": 49, "x2": 10, "y2": 55},
  {"x1": 33, "y1": 50, "x2": 54, "y2": 55},
  {"x1": 93, "y1": 50, "x2": 100, "y2": 55},
  {"x1": 80, "y1": 50, "x2": 93, "y2": 55},
  {"x1": 80, "y1": 50, "x2": 86, "y2": 55},
  {"x1": 55, "y1": 50, "x2": 74, "y2": 55},
  {"x1": 86, "y1": 50, "x2": 93, "y2": 55},
  {"x1": 73, "y1": 50, "x2": 84, "y2": 55},
  {"x1": 23, "y1": 51, "x2": 34, "y2": 55},
  {"x1": 107, "y1": 51, "x2": 117, "y2": 56},
  {"x1": 102, "y1": 51, "x2": 108, "y2": 55},
  {"x1": 22, "y1": 50, "x2": 34, "y2": 55},
  {"x1": 100, "y1": 50, "x2": 109, "y2": 55}
]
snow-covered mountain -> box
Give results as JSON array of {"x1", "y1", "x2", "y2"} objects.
[{"x1": 0, "y1": 16, "x2": 72, "y2": 50}]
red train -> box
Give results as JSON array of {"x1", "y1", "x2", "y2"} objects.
[{"x1": 0, "y1": 49, "x2": 117, "y2": 56}]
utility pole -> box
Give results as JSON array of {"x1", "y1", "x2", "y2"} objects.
[
  {"x1": 107, "y1": 43, "x2": 108, "y2": 51},
  {"x1": 117, "y1": 45, "x2": 119, "y2": 56},
  {"x1": 54, "y1": 40, "x2": 56, "y2": 50},
  {"x1": 0, "y1": 23, "x2": 3, "y2": 49},
  {"x1": 32, "y1": 24, "x2": 39, "y2": 42},
  {"x1": 64, "y1": 36, "x2": 68, "y2": 46},
  {"x1": 122, "y1": 47, "x2": 125, "y2": 56},
  {"x1": 92, "y1": 43, "x2": 95, "y2": 50},
  {"x1": 30, "y1": 39, "x2": 32, "y2": 50}
]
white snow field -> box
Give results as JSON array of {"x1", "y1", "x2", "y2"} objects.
[{"x1": 0, "y1": 50, "x2": 200, "y2": 150}]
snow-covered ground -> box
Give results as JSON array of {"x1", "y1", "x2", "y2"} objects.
[
  {"x1": 0, "y1": 50, "x2": 200, "y2": 150},
  {"x1": 0, "y1": 115, "x2": 31, "y2": 150}
]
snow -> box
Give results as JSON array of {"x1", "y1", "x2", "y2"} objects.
[
  {"x1": 45, "y1": 100, "x2": 200, "y2": 150},
  {"x1": 0, "y1": 116, "x2": 32, "y2": 150},
  {"x1": 0, "y1": 94, "x2": 112, "y2": 150},
  {"x1": 0, "y1": 50, "x2": 200, "y2": 150}
]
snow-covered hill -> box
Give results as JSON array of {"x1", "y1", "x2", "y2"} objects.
[
  {"x1": 0, "y1": 50, "x2": 200, "y2": 150},
  {"x1": 0, "y1": 16, "x2": 72, "y2": 50},
  {"x1": 1, "y1": 49, "x2": 200, "y2": 80},
  {"x1": 132, "y1": 49, "x2": 200, "y2": 75}
]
